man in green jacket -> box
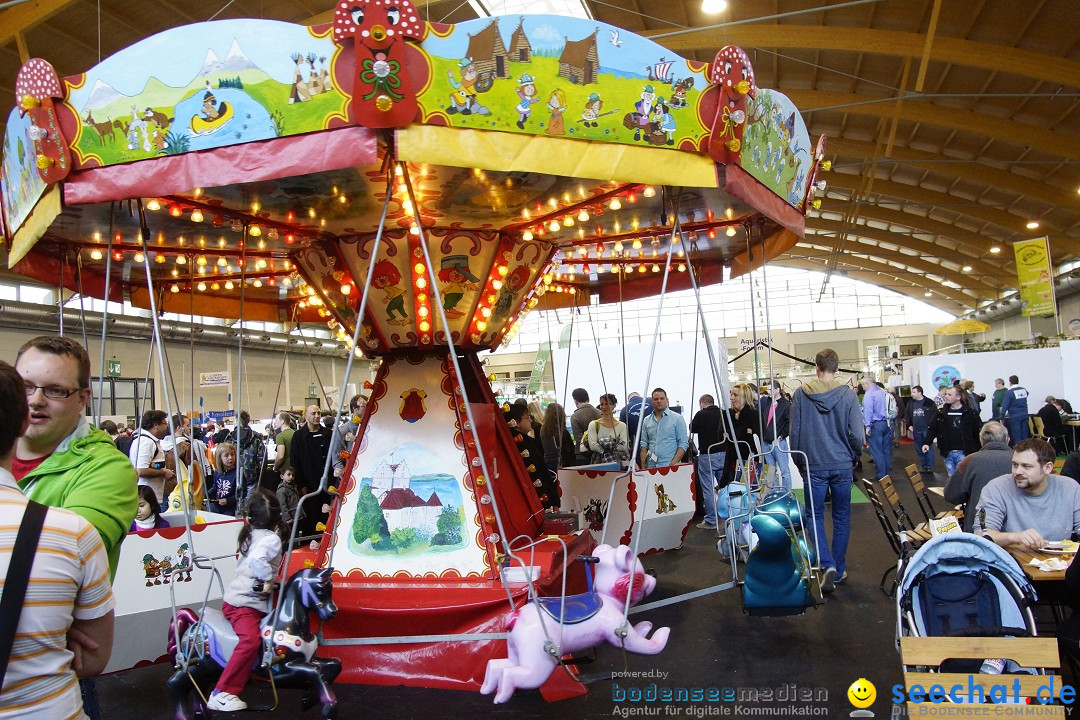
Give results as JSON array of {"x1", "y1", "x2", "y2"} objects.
[
  {"x1": 992, "y1": 377, "x2": 1007, "y2": 421},
  {"x1": 13, "y1": 336, "x2": 137, "y2": 578}
]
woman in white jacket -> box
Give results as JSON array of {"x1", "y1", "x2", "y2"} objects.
[{"x1": 585, "y1": 393, "x2": 630, "y2": 464}]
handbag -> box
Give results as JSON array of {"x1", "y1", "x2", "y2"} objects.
[{"x1": 0, "y1": 500, "x2": 49, "y2": 688}]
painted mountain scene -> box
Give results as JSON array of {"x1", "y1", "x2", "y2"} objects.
[{"x1": 64, "y1": 19, "x2": 345, "y2": 168}]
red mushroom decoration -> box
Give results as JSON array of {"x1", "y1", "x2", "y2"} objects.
[
  {"x1": 706, "y1": 46, "x2": 756, "y2": 166},
  {"x1": 14, "y1": 58, "x2": 71, "y2": 184},
  {"x1": 332, "y1": 0, "x2": 425, "y2": 129}
]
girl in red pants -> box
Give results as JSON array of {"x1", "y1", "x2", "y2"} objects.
[{"x1": 208, "y1": 489, "x2": 283, "y2": 712}]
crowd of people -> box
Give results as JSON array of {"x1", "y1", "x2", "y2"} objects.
[{"x1": 0, "y1": 334, "x2": 375, "y2": 717}]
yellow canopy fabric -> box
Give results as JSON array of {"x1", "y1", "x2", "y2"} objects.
[
  {"x1": 934, "y1": 318, "x2": 991, "y2": 335},
  {"x1": 396, "y1": 125, "x2": 720, "y2": 188}
]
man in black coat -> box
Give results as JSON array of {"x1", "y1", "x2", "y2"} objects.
[
  {"x1": 290, "y1": 404, "x2": 332, "y2": 536},
  {"x1": 905, "y1": 385, "x2": 939, "y2": 472},
  {"x1": 922, "y1": 386, "x2": 982, "y2": 477}
]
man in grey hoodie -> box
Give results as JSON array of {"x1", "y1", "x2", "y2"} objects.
[{"x1": 790, "y1": 348, "x2": 864, "y2": 595}]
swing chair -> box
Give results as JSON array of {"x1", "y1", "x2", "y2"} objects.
[{"x1": 0, "y1": 1, "x2": 828, "y2": 698}]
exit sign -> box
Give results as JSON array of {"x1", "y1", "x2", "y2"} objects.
[{"x1": 107, "y1": 359, "x2": 121, "y2": 377}]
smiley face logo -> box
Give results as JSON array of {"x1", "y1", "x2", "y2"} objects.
[{"x1": 847, "y1": 678, "x2": 876, "y2": 709}]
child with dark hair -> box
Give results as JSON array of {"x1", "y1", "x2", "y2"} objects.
[
  {"x1": 130, "y1": 484, "x2": 171, "y2": 532},
  {"x1": 208, "y1": 489, "x2": 284, "y2": 712}
]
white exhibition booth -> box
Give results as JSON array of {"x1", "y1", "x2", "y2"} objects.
[{"x1": 914, "y1": 340, "x2": 1080, "y2": 421}]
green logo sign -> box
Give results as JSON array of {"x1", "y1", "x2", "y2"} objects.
[{"x1": 107, "y1": 359, "x2": 121, "y2": 378}]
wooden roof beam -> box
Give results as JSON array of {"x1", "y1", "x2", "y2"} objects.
[
  {"x1": 653, "y1": 26, "x2": 1080, "y2": 91},
  {"x1": 826, "y1": 137, "x2": 1080, "y2": 210},
  {"x1": 788, "y1": 90, "x2": 1080, "y2": 162},
  {"x1": 0, "y1": 0, "x2": 78, "y2": 49},
  {"x1": 774, "y1": 257, "x2": 966, "y2": 314}
]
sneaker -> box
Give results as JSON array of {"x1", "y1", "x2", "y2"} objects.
[
  {"x1": 820, "y1": 567, "x2": 837, "y2": 595},
  {"x1": 208, "y1": 691, "x2": 247, "y2": 712},
  {"x1": 834, "y1": 571, "x2": 849, "y2": 585},
  {"x1": 696, "y1": 521, "x2": 717, "y2": 530}
]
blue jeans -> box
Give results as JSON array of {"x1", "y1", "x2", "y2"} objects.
[
  {"x1": 805, "y1": 468, "x2": 852, "y2": 576},
  {"x1": 943, "y1": 449, "x2": 966, "y2": 477},
  {"x1": 697, "y1": 452, "x2": 726, "y2": 524},
  {"x1": 867, "y1": 419, "x2": 893, "y2": 479},
  {"x1": 913, "y1": 428, "x2": 934, "y2": 470},
  {"x1": 762, "y1": 438, "x2": 791, "y2": 491},
  {"x1": 1006, "y1": 415, "x2": 1030, "y2": 446}
]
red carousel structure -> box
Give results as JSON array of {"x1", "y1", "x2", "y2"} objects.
[{"x1": 0, "y1": 0, "x2": 827, "y2": 705}]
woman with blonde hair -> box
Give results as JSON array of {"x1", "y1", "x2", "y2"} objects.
[
  {"x1": 527, "y1": 401, "x2": 544, "y2": 429},
  {"x1": 721, "y1": 383, "x2": 761, "y2": 489}
]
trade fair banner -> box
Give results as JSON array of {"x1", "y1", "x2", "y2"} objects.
[{"x1": 1013, "y1": 237, "x2": 1056, "y2": 317}]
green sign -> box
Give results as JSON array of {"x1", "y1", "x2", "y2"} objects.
[
  {"x1": 527, "y1": 342, "x2": 551, "y2": 393},
  {"x1": 107, "y1": 359, "x2": 121, "y2": 378},
  {"x1": 308, "y1": 384, "x2": 318, "y2": 397}
]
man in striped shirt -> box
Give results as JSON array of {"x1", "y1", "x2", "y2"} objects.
[{"x1": 0, "y1": 359, "x2": 115, "y2": 719}]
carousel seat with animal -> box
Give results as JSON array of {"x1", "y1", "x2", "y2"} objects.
[
  {"x1": 167, "y1": 566, "x2": 342, "y2": 719},
  {"x1": 481, "y1": 543, "x2": 670, "y2": 704},
  {"x1": 740, "y1": 512, "x2": 814, "y2": 617}
]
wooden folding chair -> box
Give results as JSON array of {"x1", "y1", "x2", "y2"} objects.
[
  {"x1": 904, "y1": 463, "x2": 938, "y2": 522},
  {"x1": 900, "y1": 636, "x2": 1065, "y2": 718},
  {"x1": 857, "y1": 478, "x2": 905, "y2": 597},
  {"x1": 878, "y1": 474, "x2": 917, "y2": 532}
]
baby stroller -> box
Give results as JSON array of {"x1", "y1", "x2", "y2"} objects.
[{"x1": 896, "y1": 534, "x2": 1039, "y2": 672}]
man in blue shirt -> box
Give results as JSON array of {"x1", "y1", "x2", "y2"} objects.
[
  {"x1": 861, "y1": 376, "x2": 892, "y2": 480},
  {"x1": 638, "y1": 388, "x2": 688, "y2": 469},
  {"x1": 1000, "y1": 374, "x2": 1030, "y2": 446}
]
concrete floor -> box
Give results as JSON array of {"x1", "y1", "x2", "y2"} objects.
[{"x1": 95, "y1": 442, "x2": 1067, "y2": 719}]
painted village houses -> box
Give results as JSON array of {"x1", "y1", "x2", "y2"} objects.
[
  {"x1": 466, "y1": 19, "x2": 511, "y2": 83},
  {"x1": 558, "y1": 28, "x2": 599, "y2": 85},
  {"x1": 509, "y1": 17, "x2": 532, "y2": 63}
]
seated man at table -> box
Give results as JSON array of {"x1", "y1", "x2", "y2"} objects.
[{"x1": 974, "y1": 438, "x2": 1080, "y2": 550}]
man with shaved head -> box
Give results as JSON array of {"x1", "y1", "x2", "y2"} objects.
[{"x1": 290, "y1": 404, "x2": 332, "y2": 536}]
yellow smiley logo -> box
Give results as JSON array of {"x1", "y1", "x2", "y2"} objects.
[{"x1": 847, "y1": 678, "x2": 876, "y2": 709}]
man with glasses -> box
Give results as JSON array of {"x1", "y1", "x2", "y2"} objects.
[{"x1": 12, "y1": 335, "x2": 137, "y2": 719}]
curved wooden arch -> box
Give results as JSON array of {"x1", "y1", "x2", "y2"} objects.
[{"x1": 653, "y1": 25, "x2": 1080, "y2": 92}]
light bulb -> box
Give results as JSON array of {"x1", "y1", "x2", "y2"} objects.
[{"x1": 701, "y1": 0, "x2": 727, "y2": 12}]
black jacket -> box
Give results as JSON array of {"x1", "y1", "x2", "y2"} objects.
[
  {"x1": 923, "y1": 404, "x2": 981, "y2": 454},
  {"x1": 1037, "y1": 403, "x2": 1065, "y2": 438},
  {"x1": 758, "y1": 396, "x2": 791, "y2": 442},
  {"x1": 721, "y1": 405, "x2": 760, "y2": 487},
  {"x1": 689, "y1": 404, "x2": 725, "y2": 454},
  {"x1": 904, "y1": 396, "x2": 938, "y2": 433}
]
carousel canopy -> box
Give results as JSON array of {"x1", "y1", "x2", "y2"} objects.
[{"x1": 0, "y1": 7, "x2": 823, "y2": 355}]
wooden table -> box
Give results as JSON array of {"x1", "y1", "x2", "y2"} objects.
[
  {"x1": 926, "y1": 485, "x2": 945, "y2": 497},
  {"x1": 1007, "y1": 546, "x2": 1072, "y2": 582}
]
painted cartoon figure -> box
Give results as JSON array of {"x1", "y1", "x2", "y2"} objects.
[
  {"x1": 125, "y1": 105, "x2": 152, "y2": 152},
  {"x1": 399, "y1": 388, "x2": 428, "y2": 423},
  {"x1": 654, "y1": 484, "x2": 676, "y2": 514},
  {"x1": 175, "y1": 543, "x2": 193, "y2": 583},
  {"x1": 142, "y1": 553, "x2": 162, "y2": 586},
  {"x1": 669, "y1": 77, "x2": 693, "y2": 109},
  {"x1": 447, "y1": 57, "x2": 489, "y2": 116},
  {"x1": 371, "y1": 260, "x2": 409, "y2": 326},
  {"x1": 481, "y1": 544, "x2": 670, "y2": 703},
  {"x1": 630, "y1": 84, "x2": 657, "y2": 142},
  {"x1": 332, "y1": 0, "x2": 425, "y2": 128},
  {"x1": 544, "y1": 89, "x2": 567, "y2": 136},
  {"x1": 201, "y1": 91, "x2": 223, "y2": 121},
  {"x1": 654, "y1": 101, "x2": 676, "y2": 145},
  {"x1": 514, "y1": 74, "x2": 540, "y2": 130},
  {"x1": 494, "y1": 266, "x2": 530, "y2": 317},
  {"x1": 581, "y1": 92, "x2": 602, "y2": 127},
  {"x1": 436, "y1": 255, "x2": 479, "y2": 318},
  {"x1": 707, "y1": 45, "x2": 757, "y2": 165}
]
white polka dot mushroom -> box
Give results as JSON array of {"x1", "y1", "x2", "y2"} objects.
[
  {"x1": 15, "y1": 58, "x2": 62, "y2": 116},
  {"x1": 332, "y1": 0, "x2": 424, "y2": 44}
]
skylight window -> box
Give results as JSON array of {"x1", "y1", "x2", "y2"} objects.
[{"x1": 467, "y1": 0, "x2": 593, "y2": 20}]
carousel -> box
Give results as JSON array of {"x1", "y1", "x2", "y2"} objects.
[{"x1": 0, "y1": 0, "x2": 827, "y2": 709}]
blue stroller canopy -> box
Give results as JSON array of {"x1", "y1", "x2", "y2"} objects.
[{"x1": 897, "y1": 534, "x2": 1036, "y2": 639}]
